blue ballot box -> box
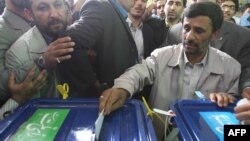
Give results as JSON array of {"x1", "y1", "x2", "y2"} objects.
[
  {"x1": 0, "y1": 98, "x2": 157, "y2": 141},
  {"x1": 170, "y1": 100, "x2": 240, "y2": 141}
]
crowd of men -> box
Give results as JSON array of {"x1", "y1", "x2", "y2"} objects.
[{"x1": 0, "y1": 0, "x2": 250, "y2": 140}]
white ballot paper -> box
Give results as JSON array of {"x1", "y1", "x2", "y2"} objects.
[{"x1": 95, "y1": 109, "x2": 104, "y2": 140}]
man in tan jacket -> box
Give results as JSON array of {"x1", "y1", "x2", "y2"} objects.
[{"x1": 99, "y1": 2, "x2": 241, "y2": 140}]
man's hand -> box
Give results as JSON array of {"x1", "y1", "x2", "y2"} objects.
[
  {"x1": 44, "y1": 36, "x2": 75, "y2": 68},
  {"x1": 99, "y1": 88, "x2": 129, "y2": 115},
  {"x1": 8, "y1": 66, "x2": 47, "y2": 104},
  {"x1": 143, "y1": 3, "x2": 156, "y2": 21},
  {"x1": 242, "y1": 87, "x2": 250, "y2": 100},
  {"x1": 209, "y1": 92, "x2": 236, "y2": 107},
  {"x1": 234, "y1": 103, "x2": 250, "y2": 125}
]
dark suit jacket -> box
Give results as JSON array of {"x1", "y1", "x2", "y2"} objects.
[
  {"x1": 58, "y1": 0, "x2": 138, "y2": 97},
  {"x1": 163, "y1": 21, "x2": 250, "y2": 92},
  {"x1": 142, "y1": 23, "x2": 160, "y2": 58},
  {"x1": 131, "y1": 23, "x2": 162, "y2": 100}
]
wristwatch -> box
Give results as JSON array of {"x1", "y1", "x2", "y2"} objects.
[{"x1": 35, "y1": 55, "x2": 46, "y2": 70}]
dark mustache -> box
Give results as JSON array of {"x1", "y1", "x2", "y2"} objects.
[
  {"x1": 183, "y1": 40, "x2": 198, "y2": 47},
  {"x1": 48, "y1": 18, "x2": 63, "y2": 26}
]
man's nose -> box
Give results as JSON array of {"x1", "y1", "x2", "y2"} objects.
[
  {"x1": 186, "y1": 30, "x2": 195, "y2": 40},
  {"x1": 50, "y1": 7, "x2": 60, "y2": 18},
  {"x1": 170, "y1": 4, "x2": 177, "y2": 10}
]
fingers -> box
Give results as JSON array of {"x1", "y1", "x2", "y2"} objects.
[
  {"x1": 56, "y1": 54, "x2": 72, "y2": 63},
  {"x1": 105, "y1": 92, "x2": 122, "y2": 115},
  {"x1": 99, "y1": 89, "x2": 113, "y2": 114},
  {"x1": 229, "y1": 95, "x2": 236, "y2": 103},
  {"x1": 209, "y1": 93, "x2": 236, "y2": 107},
  {"x1": 50, "y1": 43, "x2": 74, "y2": 58},
  {"x1": 99, "y1": 88, "x2": 128, "y2": 115},
  {"x1": 234, "y1": 104, "x2": 250, "y2": 124},
  {"x1": 44, "y1": 37, "x2": 75, "y2": 66},
  {"x1": 8, "y1": 70, "x2": 15, "y2": 89},
  {"x1": 32, "y1": 69, "x2": 47, "y2": 89},
  {"x1": 143, "y1": 4, "x2": 155, "y2": 20},
  {"x1": 216, "y1": 94, "x2": 229, "y2": 107},
  {"x1": 242, "y1": 87, "x2": 250, "y2": 100},
  {"x1": 147, "y1": 3, "x2": 156, "y2": 10},
  {"x1": 52, "y1": 36, "x2": 75, "y2": 50},
  {"x1": 235, "y1": 103, "x2": 250, "y2": 113},
  {"x1": 47, "y1": 36, "x2": 75, "y2": 56},
  {"x1": 242, "y1": 119, "x2": 250, "y2": 125},
  {"x1": 209, "y1": 93, "x2": 216, "y2": 102},
  {"x1": 23, "y1": 65, "x2": 37, "y2": 83},
  {"x1": 49, "y1": 36, "x2": 72, "y2": 47}
]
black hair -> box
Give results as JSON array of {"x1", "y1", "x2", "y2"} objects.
[
  {"x1": 183, "y1": 2, "x2": 223, "y2": 32},
  {"x1": 165, "y1": 0, "x2": 187, "y2": 7},
  {"x1": 0, "y1": 0, "x2": 5, "y2": 14},
  {"x1": 241, "y1": 3, "x2": 250, "y2": 13},
  {"x1": 221, "y1": 0, "x2": 239, "y2": 12},
  {"x1": 24, "y1": 0, "x2": 67, "y2": 10},
  {"x1": 182, "y1": 0, "x2": 187, "y2": 7}
]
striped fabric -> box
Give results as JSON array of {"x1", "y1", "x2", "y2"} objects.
[{"x1": 0, "y1": 99, "x2": 19, "y2": 120}]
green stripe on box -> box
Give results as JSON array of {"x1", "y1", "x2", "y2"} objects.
[{"x1": 10, "y1": 109, "x2": 69, "y2": 141}]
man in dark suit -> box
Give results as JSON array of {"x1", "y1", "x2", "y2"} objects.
[
  {"x1": 163, "y1": 19, "x2": 250, "y2": 98},
  {"x1": 57, "y1": 0, "x2": 139, "y2": 97},
  {"x1": 125, "y1": 0, "x2": 166, "y2": 100}
]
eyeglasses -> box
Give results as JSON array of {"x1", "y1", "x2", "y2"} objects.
[{"x1": 221, "y1": 4, "x2": 236, "y2": 11}]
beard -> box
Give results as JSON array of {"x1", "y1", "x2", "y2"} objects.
[
  {"x1": 37, "y1": 18, "x2": 67, "y2": 37},
  {"x1": 183, "y1": 39, "x2": 210, "y2": 56}
]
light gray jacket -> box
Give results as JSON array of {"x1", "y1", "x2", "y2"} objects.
[
  {"x1": 113, "y1": 44, "x2": 241, "y2": 139},
  {"x1": 0, "y1": 9, "x2": 31, "y2": 98},
  {"x1": 164, "y1": 21, "x2": 250, "y2": 91},
  {"x1": 5, "y1": 26, "x2": 57, "y2": 98}
]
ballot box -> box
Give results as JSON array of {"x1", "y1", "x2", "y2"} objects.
[
  {"x1": 0, "y1": 98, "x2": 156, "y2": 141},
  {"x1": 170, "y1": 100, "x2": 240, "y2": 141}
]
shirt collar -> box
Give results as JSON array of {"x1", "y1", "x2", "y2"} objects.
[
  {"x1": 126, "y1": 17, "x2": 143, "y2": 29},
  {"x1": 168, "y1": 44, "x2": 224, "y2": 74},
  {"x1": 165, "y1": 19, "x2": 181, "y2": 28},
  {"x1": 183, "y1": 50, "x2": 208, "y2": 66}
]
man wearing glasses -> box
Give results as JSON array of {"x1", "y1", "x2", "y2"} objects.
[{"x1": 220, "y1": 0, "x2": 239, "y2": 23}]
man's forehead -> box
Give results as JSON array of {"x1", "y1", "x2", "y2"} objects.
[
  {"x1": 157, "y1": 0, "x2": 165, "y2": 5},
  {"x1": 220, "y1": 0, "x2": 236, "y2": 4},
  {"x1": 31, "y1": 0, "x2": 63, "y2": 4},
  {"x1": 196, "y1": 0, "x2": 216, "y2": 3},
  {"x1": 183, "y1": 16, "x2": 212, "y2": 27},
  {"x1": 167, "y1": 0, "x2": 184, "y2": 3}
]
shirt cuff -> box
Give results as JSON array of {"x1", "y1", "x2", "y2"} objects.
[{"x1": 0, "y1": 98, "x2": 19, "y2": 120}]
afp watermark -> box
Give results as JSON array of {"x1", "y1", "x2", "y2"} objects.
[{"x1": 224, "y1": 125, "x2": 250, "y2": 140}]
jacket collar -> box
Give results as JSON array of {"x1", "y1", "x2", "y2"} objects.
[
  {"x1": 211, "y1": 21, "x2": 230, "y2": 50},
  {"x1": 167, "y1": 44, "x2": 224, "y2": 75},
  {"x1": 28, "y1": 26, "x2": 48, "y2": 53},
  {"x1": 2, "y1": 8, "x2": 30, "y2": 31}
]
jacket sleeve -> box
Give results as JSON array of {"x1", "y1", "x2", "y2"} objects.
[
  {"x1": 145, "y1": 18, "x2": 169, "y2": 47},
  {"x1": 162, "y1": 23, "x2": 182, "y2": 47},
  {"x1": 224, "y1": 58, "x2": 241, "y2": 97},
  {"x1": 66, "y1": 0, "x2": 104, "y2": 49},
  {"x1": 238, "y1": 39, "x2": 250, "y2": 92},
  {"x1": 59, "y1": 0, "x2": 105, "y2": 95},
  {"x1": 113, "y1": 56, "x2": 157, "y2": 97}
]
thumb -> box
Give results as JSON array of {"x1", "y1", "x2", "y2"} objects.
[
  {"x1": 8, "y1": 70, "x2": 15, "y2": 88},
  {"x1": 209, "y1": 93, "x2": 216, "y2": 102}
]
